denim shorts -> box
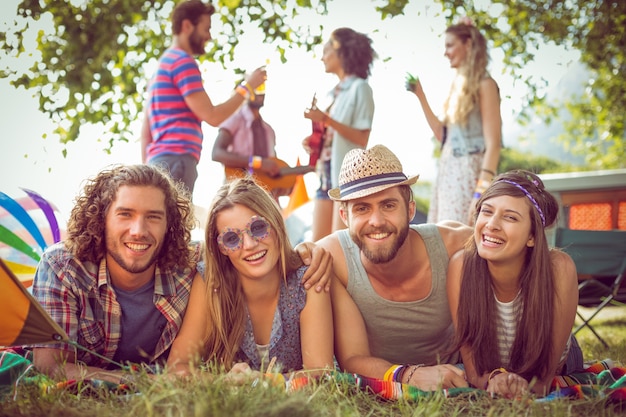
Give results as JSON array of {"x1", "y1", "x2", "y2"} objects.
[
  {"x1": 315, "y1": 159, "x2": 332, "y2": 200},
  {"x1": 149, "y1": 153, "x2": 198, "y2": 195}
]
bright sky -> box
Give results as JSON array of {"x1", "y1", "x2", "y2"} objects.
[{"x1": 0, "y1": 0, "x2": 579, "y2": 220}]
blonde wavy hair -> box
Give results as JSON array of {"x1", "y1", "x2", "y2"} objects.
[
  {"x1": 443, "y1": 22, "x2": 489, "y2": 126},
  {"x1": 201, "y1": 177, "x2": 302, "y2": 367}
]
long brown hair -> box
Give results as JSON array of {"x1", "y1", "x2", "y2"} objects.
[
  {"x1": 64, "y1": 164, "x2": 195, "y2": 271},
  {"x1": 202, "y1": 177, "x2": 302, "y2": 367},
  {"x1": 454, "y1": 170, "x2": 560, "y2": 381}
]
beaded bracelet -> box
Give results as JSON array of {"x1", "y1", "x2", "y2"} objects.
[
  {"x1": 484, "y1": 367, "x2": 508, "y2": 389},
  {"x1": 404, "y1": 364, "x2": 425, "y2": 384}
]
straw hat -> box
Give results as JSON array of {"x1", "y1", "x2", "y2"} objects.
[{"x1": 328, "y1": 145, "x2": 419, "y2": 201}]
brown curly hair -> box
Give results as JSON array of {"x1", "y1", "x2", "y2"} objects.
[
  {"x1": 331, "y1": 27, "x2": 376, "y2": 79},
  {"x1": 64, "y1": 164, "x2": 196, "y2": 271}
]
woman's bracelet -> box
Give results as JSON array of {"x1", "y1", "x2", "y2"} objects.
[
  {"x1": 403, "y1": 364, "x2": 425, "y2": 384},
  {"x1": 473, "y1": 179, "x2": 492, "y2": 199},
  {"x1": 481, "y1": 168, "x2": 496, "y2": 177},
  {"x1": 484, "y1": 367, "x2": 508, "y2": 389}
]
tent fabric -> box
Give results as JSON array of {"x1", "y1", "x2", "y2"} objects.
[
  {"x1": 0, "y1": 188, "x2": 64, "y2": 287},
  {"x1": 0, "y1": 258, "x2": 68, "y2": 347}
]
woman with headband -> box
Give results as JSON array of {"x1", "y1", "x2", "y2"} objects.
[{"x1": 446, "y1": 170, "x2": 583, "y2": 397}]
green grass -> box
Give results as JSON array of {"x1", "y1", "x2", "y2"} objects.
[{"x1": 2, "y1": 307, "x2": 626, "y2": 417}]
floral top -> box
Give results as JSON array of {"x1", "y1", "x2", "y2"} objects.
[{"x1": 235, "y1": 266, "x2": 308, "y2": 372}]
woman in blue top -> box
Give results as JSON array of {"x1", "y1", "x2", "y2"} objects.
[
  {"x1": 167, "y1": 177, "x2": 333, "y2": 377},
  {"x1": 303, "y1": 27, "x2": 376, "y2": 240}
]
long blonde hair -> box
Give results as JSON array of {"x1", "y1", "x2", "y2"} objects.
[
  {"x1": 443, "y1": 23, "x2": 489, "y2": 125},
  {"x1": 201, "y1": 178, "x2": 302, "y2": 367}
]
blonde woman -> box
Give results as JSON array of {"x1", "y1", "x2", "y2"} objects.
[
  {"x1": 409, "y1": 18, "x2": 501, "y2": 225},
  {"x1": 167, "y1": 178, "x2": 333, "y2": 378}
]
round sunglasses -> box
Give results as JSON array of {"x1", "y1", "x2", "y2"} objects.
[{"x1": 217, "y1": 215, "x2": 271, "y2": 252}]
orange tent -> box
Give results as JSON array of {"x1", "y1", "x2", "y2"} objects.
[
  {"x1": 282, "y1": 159, "x2": 310, "y2": 219},
  {"x1": 0, "y1": 258, "x2": 68, "y2": 347}
]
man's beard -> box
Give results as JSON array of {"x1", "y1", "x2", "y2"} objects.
[
  {"x1": 107, "y1": 241, "x2": 161, "y2": 274},
  {"x1": 351, "y1": 221, "x2": 410, "y2": 264},
  {"x1": 189, "y1": 29, "x2": 206, "y2": 55}
]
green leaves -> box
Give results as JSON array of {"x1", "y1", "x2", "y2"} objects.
[{"x1": 1, "y1": 0, "x2": 624, "y2": 168}]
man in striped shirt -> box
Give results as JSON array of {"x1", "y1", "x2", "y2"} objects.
[{"x1": 141, "y1": 0, "x2": 266, "y2": 196}]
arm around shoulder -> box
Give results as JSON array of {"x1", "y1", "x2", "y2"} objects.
[
  {"x1": 436, "y1": 221, "x2": 473, "y2": 257},
  {"x1": 299, "y1": 282, "x2": 334, "y2": 374}
]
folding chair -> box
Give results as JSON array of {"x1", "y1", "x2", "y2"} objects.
[{"x1": 554, "y1": 228, "x2": 626, "y2": 348}]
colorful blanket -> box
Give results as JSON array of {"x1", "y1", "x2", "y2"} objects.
[
  {"x1": 2, "y1": 348, "x2": 624, "y2": 404},
  {"x1": 286, "y1": 359, "x2": 626, "y2": 404}
]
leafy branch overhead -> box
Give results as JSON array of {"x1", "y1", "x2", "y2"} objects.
[{"x1": 1, "y1": 0, "x2": 624, "y2": 169}]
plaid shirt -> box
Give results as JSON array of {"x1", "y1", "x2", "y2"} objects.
[{"x1": 32, "y1": 242, "x2": 201, "y2": 368}]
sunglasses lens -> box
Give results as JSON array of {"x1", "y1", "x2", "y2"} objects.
[
  {"x1": 221, "y1": 231, "x2": 241, "y2": 249},
  {"x1": 249, "y1": 219, "x2": 269, "y2": 239}
]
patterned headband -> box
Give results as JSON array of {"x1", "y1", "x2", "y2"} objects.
[{"x1": 496, "y1": 179, "x2": 546, "y2": 226}]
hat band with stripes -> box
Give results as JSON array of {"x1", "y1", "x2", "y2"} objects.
[{"x1": 339, "y1": 172, "x2": 408, "y2": 199}]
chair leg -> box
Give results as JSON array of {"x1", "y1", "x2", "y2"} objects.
[{"x1": 574, "y1": 306, "x2": 610, "y2": 349}]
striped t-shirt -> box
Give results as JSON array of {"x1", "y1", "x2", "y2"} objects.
[
  {"x1": 146, "y1": 47, "x2": 206, "y2": 162},
  {"x1": 495, "y1": 293, "x2": 570, "y2": 367},
  {"x1": 495, "y1": 293, "x2": 523, "y2": 366}
]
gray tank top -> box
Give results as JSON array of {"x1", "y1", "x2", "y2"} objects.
[{"x1": 337, "y1": 223, "x2": 459, "y2": 365}]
